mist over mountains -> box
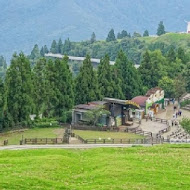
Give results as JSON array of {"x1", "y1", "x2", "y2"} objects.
[{"x1": 1, "y1": 0, "x2": 190, "y2": 62}]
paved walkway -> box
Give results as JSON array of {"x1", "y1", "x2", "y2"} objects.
[{"x1": 0, "y1": 144, "x2": 152, "y2": 150}]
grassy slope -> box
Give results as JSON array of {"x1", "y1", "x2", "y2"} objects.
[
  {"x1": 140, "y1": 33, "x2": 190, "y2": 49},
  {"x1": 74, "y1": 130, "x2": 143, "y2": 139},
  {"x1": 0, "y1": 145, "x2": 189, "y2": 190},
  {"x1": 0, "y1": 127, "x2": 64, "y2": 145}
]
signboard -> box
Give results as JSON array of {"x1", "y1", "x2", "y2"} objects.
[{"x1": 125, "y1": 101, "x2": 140, "y2": 109}]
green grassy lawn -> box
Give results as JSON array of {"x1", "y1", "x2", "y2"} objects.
[
  {"x1": 0, "y1": 145, "x2": 189, "y2": 189},
  {"x1": 74, "y1": 130, "x2": 144, "y2": 140},
  {"x1": 0, "y1": 127, "x2": 64, "y2": 145}
]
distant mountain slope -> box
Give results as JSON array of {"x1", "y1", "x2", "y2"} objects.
[{"x1": 1, "y1": 0, "x2": 190, "y2": 62}]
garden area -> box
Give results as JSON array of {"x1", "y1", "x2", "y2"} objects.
[{"x1": 0, "y1": 145, "x2": 189, "y2": 189}]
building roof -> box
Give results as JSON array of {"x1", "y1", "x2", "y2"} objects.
[
  {"x1": 74, "y1": 101, "x2": 107, "y2": 110},
  {"x1": 131, "y1": 96, "x2": 148, "y2": 107},
  {"x1": 146, "y1": 87, "x2": 162, "y2": 97}
]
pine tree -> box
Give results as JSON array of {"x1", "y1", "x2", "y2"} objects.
[
  {"x1": 90, "y1": 32, "x2": 96, "y2": 43},
  {"x1": 58, "y1": 38, "x2": 63, "y2": 54},
  {"x1": 50, "y1": 40, "x2": 58, "y2": 54},
  {"x1": 5, "y1": 53, "x2": 34, "y2": 126},
  {"x1": 75, "y1": 55, "x2": 100, "y2": 104},
  {"x1": 115, "y1": 50, "x2": 143, "y2": 99},
  {"x1": 30, "y1": 44, "x2": 40, "y2": 59},
  {"x1": 157, "y1": 21, "x2": 166, "y2": 36},
  {"x1": 97, "y1": 55, "x2": 114, "y2": 98},
  {"x1": 143, "y1": 30, "x2": 149, "y2": 37},
  {"x1": 106, "y1": 29, "x2": 116, "y2": 42}
]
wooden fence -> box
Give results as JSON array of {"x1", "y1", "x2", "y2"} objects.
[
  {"x1": 152, "y1": 118, "x2": 168, "y2": 124},
  {"x1": 83, "y1": 138, "x2": 162, "y2": 144},
  {"x1": 125, "y1": 128, "x2": 152, "y2": 137},
  {"x1": 23, "y1": 138, "x2": 64, "y2": 145}
]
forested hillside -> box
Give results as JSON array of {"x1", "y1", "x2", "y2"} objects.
[
  {"x1": 1, "y1": 0, "x2": 190, "y2": 61},
  {"x1": 39, "y1": 33, "x2": 190, "y2": 65}
]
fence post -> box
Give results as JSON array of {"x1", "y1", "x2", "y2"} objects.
[
  {"x1": 103, "y1": 139, "x2": 105, "y2": 144},
  {"x1": 120, "y1": 139, "x2": 122, "y2": 144},
  {"x1": 95, "y1": 139, "x2": 96, "y2": 144},
  {"x1": 56, "y1": 138, "x2": 57, "y2": 144},
  {"x1": 112, "y1": 139, "x2": 114, "y2": 144}
]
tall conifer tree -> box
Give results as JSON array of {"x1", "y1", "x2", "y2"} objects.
[
  {"x1": 75, "y1": 55, "x2": 100, "y2": 104},
  {"x1": 5, "y1": 53, "x2": 34, "y2": 126}
]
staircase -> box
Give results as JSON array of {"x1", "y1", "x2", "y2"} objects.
[{"x1": 183, "y1": 104, "x2": 190, "y2": 111}]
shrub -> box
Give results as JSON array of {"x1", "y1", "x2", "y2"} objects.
[
  {"x1": 180, "y1": 118, "x2": 190, "y2": 133},
  {"x1": 180, "y1": 100, "x2": 190, "y2": 107}
]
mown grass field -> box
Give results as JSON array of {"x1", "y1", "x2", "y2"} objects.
[
  {"x1": 0, "y1": 145, "x2": 189, "y2": 190},
  {"x1": 0, "y1": 127, "x2": 64, "y2": 145},
  {"x1": 74, "y1": 130, "x2": 144, "y2": 140}
]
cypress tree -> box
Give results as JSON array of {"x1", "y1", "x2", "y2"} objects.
[
  {"x1": 97, "y1": 54, "x2": 114, "y2": 98},
  {"x1": 33, "y1": 58, "x2": 47, "y2": 115},
  {"x1": 5, "y1": 53, "x2": 34, "y2": 126},
  {"x1": 58, "y1": 38, "x2": 63, "y2": 54},
  {"x1": 53, "y1": 56, "x2": 74, "y2": 117},
  {"x1": 143, "y1": 30, "x2": 149, "y2": 37},
  {"x1": 40, "y1": 46, "x2": 45, "y2": 57},
  {"x1": 157, "y1": 21, "x2": 166, "y2": 36},
  {"x1": 75, "y1": 55, "x2": 100, "y2": 104},
  {"x1": 30, "y1": 44, "x2": 40, "y2": 59},
  {"x1": 50, "y1": 40, "x2": 58, "y2": 54},
  {"x1": 115, "y1": 50, "x2": 142, "y2": 99},
  {"x1": 106, "y1": 29, "x2": 116, "y2": 42},
  {"x1": 90, "y1": 32, "x2": 96, "y2": 43},
  {"x1": 44, "y1": 45, "x2": 49, "y2": 54}
]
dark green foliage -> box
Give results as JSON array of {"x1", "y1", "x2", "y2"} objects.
[
  {"x1": 63, "y1": 38, "x2": 72, "y2": 54},
  {"x1": 58, "y1": 38, "x2": 63, "y2": 54},
  {"x1": 174, "y1": 74, "x2": 186, "y2": 99},
  {"x1": 40, "y1": 46, "x2": 45, "y2": 57},
  {"x1": 139, "y1": 50, "x2": 166, "y2": 89},
  {"x1": 157, "y1": 21, "x2": 166, "y2": 36},
  {"x1": 30, "y1": 44, "x2": 40, "y2": 60},
  {"x1": 53, "y1": 56, "x2": 74, "y2": 116},
  {"x1": 184, "y1": 62, "x2": 190, "y2": 92},
  {"x1": 90, "y1": 32, "x2": 96, "y2": 43},
  {"x1": 33, "y1": 58, "x2": 47, "y2": 115},
  {"x1": 117, "y1": 30, "x2": 128, "y2": 39},
  {"x1": 5, "y1": 53, "x2": 34, "y2": 126},
  {"x1": 177, "y1": 47, "x2": 187, "y2": 64},
  {"x1": 143, "y1": 30, "x2": 149, "y2": 37},
  {"x1": 115, "y1": 50, "x2": 143, "y2": 99},
  {"x1": 106, "y1": 29, "x2": 116, "y2": 42},
  {"x1": 75, "y1": 55, "x2": 100, "y2": 104},
  {"x1": 158, "y1": 76, "x2": 175, "y2": 98},
  {"x1": 180, "y1": 118, "x2": 190, "y2": 133},
  {"x1": 50, "y1": 40, "x2": 58, "y2": 54},
  {"x1": 97, "y1": 55, "x2": 114, "y2": 98},
  {"x1": 0, "y1": 56, "x2": 7, "y2": 79}
]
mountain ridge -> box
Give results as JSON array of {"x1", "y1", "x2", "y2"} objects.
[{"x1": 1, "y1": 0, "x2": 190, "y2": 62}]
